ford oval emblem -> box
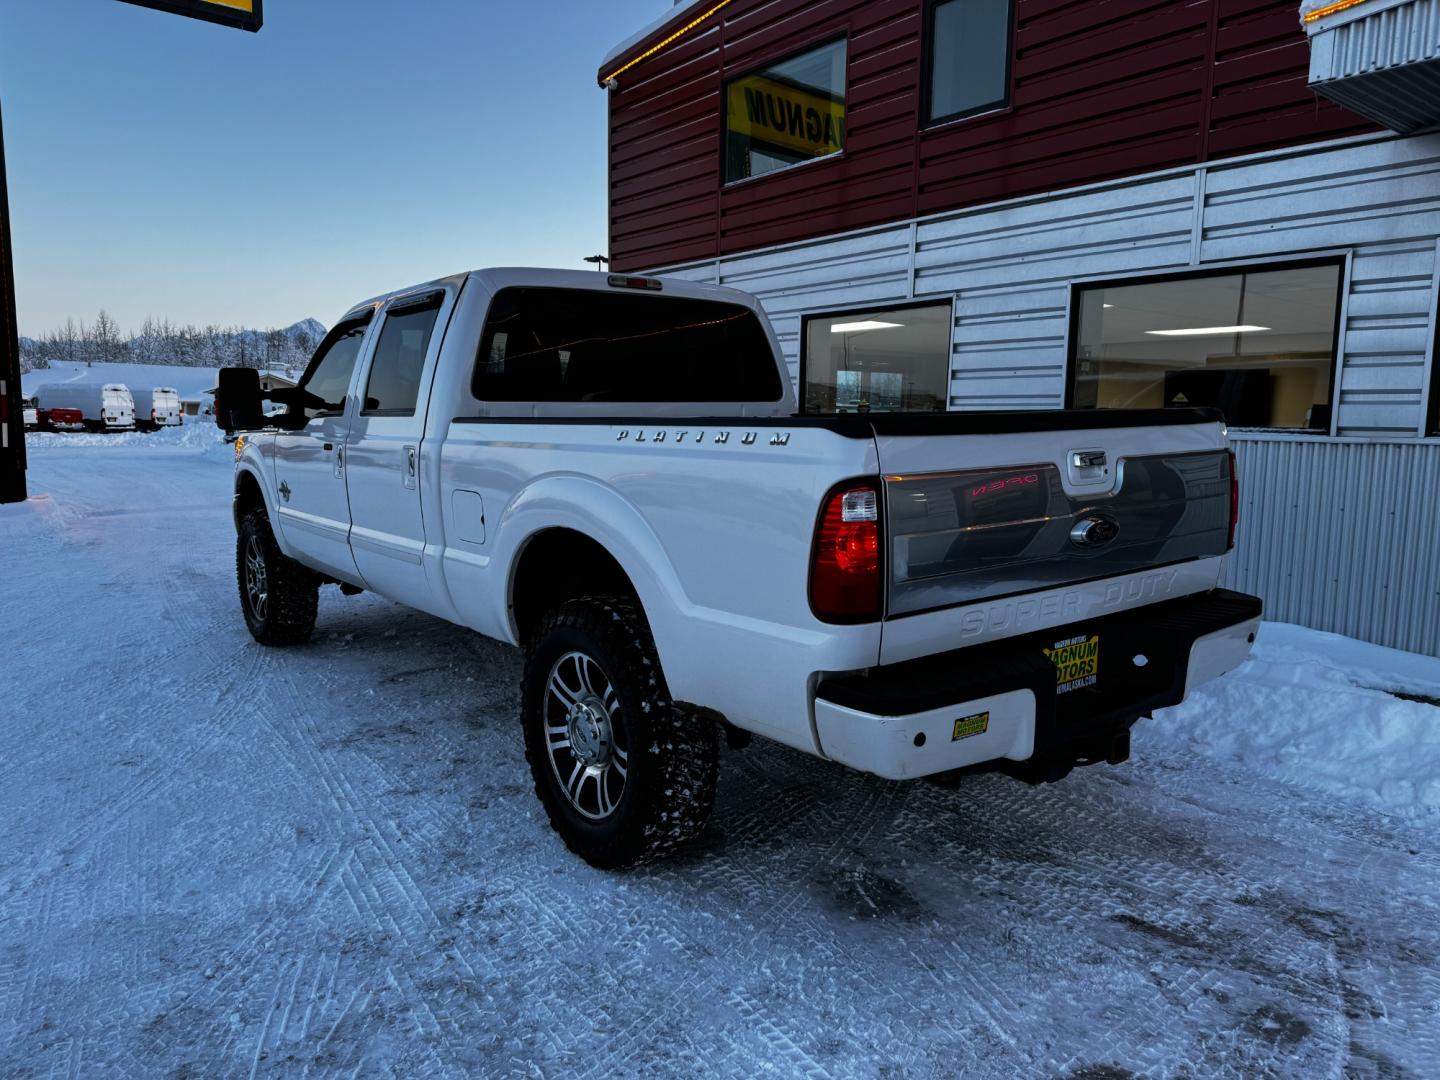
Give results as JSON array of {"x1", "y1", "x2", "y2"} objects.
[{"x1": 1070, "y1": 515, "x2": 1120, "y2": 549}]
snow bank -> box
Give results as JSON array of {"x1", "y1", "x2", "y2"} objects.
[
  {"x1": 25, "y1": 419, "x2": 230, "y2": 458},
  {"x1": 1145, "y1": 622, "x2": 1440, "y2": 817}
]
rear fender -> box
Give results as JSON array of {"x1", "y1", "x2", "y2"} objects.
[{"x1": 492, "y1": 475, "x2": 693, "y2": 688}]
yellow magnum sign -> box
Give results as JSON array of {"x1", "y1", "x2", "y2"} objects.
[
  {"x1": 727, "y1": 75, "x2": 845, "y2": 160},
  {"x1": 1045, "y1": 634, "x2": 1100, "y2": 694},
  {"x1": 117, "y1": 0, "x2": 263, "y2": 32}
]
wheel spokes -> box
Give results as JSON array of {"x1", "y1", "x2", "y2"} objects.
[{"x1": 542, "y1": 650, "x2": 629, "y2": 821}]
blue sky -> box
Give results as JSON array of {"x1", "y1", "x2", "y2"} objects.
[{"x1": 0, "y1": 0, "x2": 663, "y2": 335}]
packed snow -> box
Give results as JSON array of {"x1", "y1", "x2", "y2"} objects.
[{"x1": 2, "y1": 431, "x2": 1437, "y2": 1077}]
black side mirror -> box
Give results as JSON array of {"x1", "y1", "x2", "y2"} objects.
[{"x1": 217, "y1": 367, "x2": 263, "y2": 432}]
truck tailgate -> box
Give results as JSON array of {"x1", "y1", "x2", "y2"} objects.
[{"x1": 871, "y1": 409, "x2": 1233, "y2": 660}]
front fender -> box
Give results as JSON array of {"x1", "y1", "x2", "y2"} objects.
[{"x1": 232, "y1": 445, "x2": 288, "y2": 556}]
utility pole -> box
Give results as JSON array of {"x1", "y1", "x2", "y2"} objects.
[{"x1": 0, "y1": 100, "x2": 25, "y2": 504}]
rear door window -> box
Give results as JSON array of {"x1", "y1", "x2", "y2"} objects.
[
  {"x1": 363, "y1": 293, "x2": 444, "y2": 416},
  {"x1": 471, "y1": 287, "x2": 783, "y2": 403}
]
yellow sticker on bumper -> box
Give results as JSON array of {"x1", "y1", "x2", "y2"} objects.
[
  {"x1": 951, "y1": 712, "x2": 990, "y2": 741},
  {"x1": 1045, "y1": 634, "x2": 1100, "y2": 694}
]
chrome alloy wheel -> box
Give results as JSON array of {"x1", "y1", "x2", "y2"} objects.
[
  {"x1": 544, "y1": 651, "x2": 629, "y2": 820},
  {"x1": 244, "y1": 535, "x2": 269, "y2": 620}
]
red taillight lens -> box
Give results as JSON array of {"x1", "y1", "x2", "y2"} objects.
[
  {"x1": 811, "y1": 483, "x2": 882, "y2": 622},
  {"x1": 1227, "y1": 449, "x2": 1239, "y2": 551}
]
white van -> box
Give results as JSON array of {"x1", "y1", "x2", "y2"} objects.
[
  {"x1": 33, "y1": 383, "x2": 136, "y2": 432},
  {"x1": 133, "y1": 386, "x2": 183, "y2": 430}
]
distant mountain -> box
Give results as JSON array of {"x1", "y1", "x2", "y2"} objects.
[{"x1": 286, "y1": 318, "x2": 327, "y2": 343}]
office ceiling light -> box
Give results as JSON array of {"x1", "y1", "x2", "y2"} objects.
[
  {"x1": 831, "y1": 320, "x2": 903, "y2": 333},
  {"x1": 1145, "y1": 325, "x2": 1271, "y2": 337}
]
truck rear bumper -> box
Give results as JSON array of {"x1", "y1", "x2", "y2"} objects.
[{"x1": 813, "y1": 589, "x2": 1262, "y2": 781}]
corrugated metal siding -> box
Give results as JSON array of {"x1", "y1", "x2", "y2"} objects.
[
  {"x1": 654, "y1": 132, "x2": 1440, "y2": 653},
  {"x1": 1225, "y1": 434, "x2": 1440, "y2": 655},
  {"x1": 1200, "y1": 135, "x2": 1440, "y2": 434},
  {"x1": 1307, "y1": 0, "x2": 1440, "y2": 133},
  {"x1": 606, "y1": 0, "x2": 1375, "y2": 271},
  {"x1": 660, "y1": 131, "x2": 1440, "y2": 434}
]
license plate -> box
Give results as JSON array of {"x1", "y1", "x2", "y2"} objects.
[{"x1": 1045, "y1": 634, "x2": 1099, "y2": 694}]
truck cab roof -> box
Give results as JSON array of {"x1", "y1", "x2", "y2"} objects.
[{"x1": 340, "y1": 267, "x2": 766, "y2": 324}]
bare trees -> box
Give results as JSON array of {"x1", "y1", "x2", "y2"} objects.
[{"x1": 20, "y1": 311, "x2": 324, "y2": 370}]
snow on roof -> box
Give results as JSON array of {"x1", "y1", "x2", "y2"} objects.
[{"x1": 24, "y1": 361, "x2": 224, "y2": 402}]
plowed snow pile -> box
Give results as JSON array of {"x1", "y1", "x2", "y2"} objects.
[{"x1": 1147, "y1": 621, "x2": 1440, "y2": 815}]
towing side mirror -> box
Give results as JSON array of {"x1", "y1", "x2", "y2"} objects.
[{"x1": 217, "y1": 367, "x2": 263, "y2": 432}]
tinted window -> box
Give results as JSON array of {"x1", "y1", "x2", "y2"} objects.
[
  {"x1": 300, "y1": 320, "x2": 369, "y2": 418},
  {"x1": 472, "y1": 287, "x2": 783, "y2": 403},
  {"x1": 725, "y1": 39, "x2": 847, "y2": 183},
  {"x1": 364, "y1": 296, "x2": 443, "y2": 416},
  {"x1": 927, "y1": 0, "x2": 1012, "y2": 124},
  {"x1": 1070, "y1": 262, "x2": 1342, "y2": 430}
]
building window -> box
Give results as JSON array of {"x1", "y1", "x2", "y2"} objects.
[
  {"x1": 803, "y1": 302, "x2": 952, "y2": 414},
  {"x1": 925, "y1": 0, "x2": 1013, "y2": 125},
  {"x1": 724, "y1": 39, "x2": 846, "y2": 184},
  {"x1": 1069, "y1": 261, "x2": 1344, "y2": 430}
]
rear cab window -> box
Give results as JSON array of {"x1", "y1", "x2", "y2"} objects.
[{"x1": 471, "y1": 287, "x2": 783, "y2": 403}]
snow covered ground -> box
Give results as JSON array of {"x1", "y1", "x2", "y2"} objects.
[{"x1": 2, "y1": 432, "x2": 1438, "y2": 1077}]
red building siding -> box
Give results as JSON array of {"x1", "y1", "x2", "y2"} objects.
[{"x1": 605, "y1": 0, "x2": 1374, "y2": 272}]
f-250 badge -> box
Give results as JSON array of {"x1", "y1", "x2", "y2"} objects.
[{"x1": 615, "y1": 429, "x2": 790, "y2": 447}]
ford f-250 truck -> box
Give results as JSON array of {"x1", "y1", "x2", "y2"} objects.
[{"x1": 221, "y1": 268, "x2": 1261, "y2": 868}]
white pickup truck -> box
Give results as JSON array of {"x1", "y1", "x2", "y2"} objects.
[{"x1": 222, "y1": 268, "x2": 1261, "y2": 867}]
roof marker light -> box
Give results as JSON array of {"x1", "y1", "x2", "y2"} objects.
[{"x1": 608, "y1": 275, "x2": 663, "y2": 291}]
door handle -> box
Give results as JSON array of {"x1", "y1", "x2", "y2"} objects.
[{"x1": 403, "y1": 445, "x2": 418, "y2": 490}]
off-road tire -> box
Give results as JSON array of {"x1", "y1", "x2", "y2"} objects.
[
  {"x1": 521, "y1": 596, "x2": 718, "y2": 868},
  {"x1": 237, "y1": 506, "x2": 319, "y2": 646}
]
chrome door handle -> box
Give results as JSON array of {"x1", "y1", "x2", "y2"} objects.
[{"x1": 403, "y1": 446, "x2": 417, "y2": 490}]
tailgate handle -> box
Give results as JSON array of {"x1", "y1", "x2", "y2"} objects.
[{"x1": 1072, "y1": 451, "x2": 1106, "y2": 469}]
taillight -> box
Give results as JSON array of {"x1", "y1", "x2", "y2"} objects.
[
  {"x1": 1227, "y1": 449, "x2": 1239, "y2": 551},
  {"x1": 810, "y1": 481, "x2": 882, "y2": 623}
]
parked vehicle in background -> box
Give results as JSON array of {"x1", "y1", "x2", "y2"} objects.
[
  {"x1": 38, "y1": 407, "x2": 85, "y2": 432},
  {"x1": 222, "y1": 268, "x2": 1261, "y2": 869},
  {"x1": 33, "y1": 383, "x2": 136, "y2": 432},
  {"x1": 132, "y1": 386, "x2": 183, "y2": 430},
  {"x1": 21, "y1": 396, "x2": 38, "y2": 430}
]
